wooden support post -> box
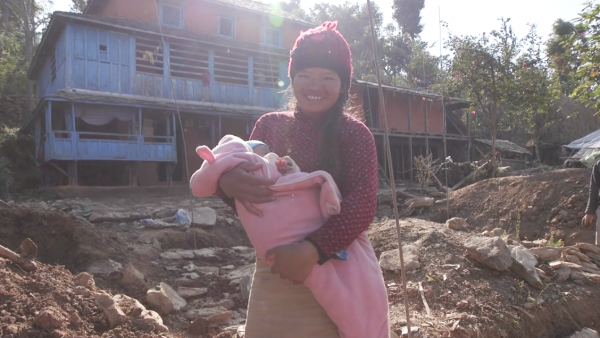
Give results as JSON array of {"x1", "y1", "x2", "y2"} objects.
[
  {"x1": 210, "y1": 117, "x2": 216, "y2": 147},
  {"x1": 407, "y1": 96, "x2": 414, "y2": 181},
  {"x1": 467, "y1": 110, "x2": 472, "y2": 161},
  {"x1": 248, "y1": 56, "x2": 254, "y2": 105},
  {"x1": 400, "y1": 144, "x2": 405, "y2": 180},
  {"x1": 218, "y1": 115, "x2": 222, "y2": 141},
  {"x1": 129, "y1": 162, "x2": 140, "y2": 186},
  {"x1": 68, "y1": 161, "x2": 78, "y2": 186},
  {"x1": 166, "y1": 163, "x2": 173, "y2": 186},
  {"x1": 424, "y1": 100, "x2": 429, "y2": 153}
]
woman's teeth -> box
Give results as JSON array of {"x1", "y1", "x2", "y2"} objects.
[{"x1": 306, "y1": 96, "x2": 323, "y2": 100}]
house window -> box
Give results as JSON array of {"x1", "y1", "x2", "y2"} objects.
[
  {"x1": 160, "y1": 3, "x2": 183, "y2": 28},
  {"x1": 264, "y1": 27, "x2": 282, "y2": 47},
  {"x1": 218, "y1": 16, "x2": 235, "y2": 37},
  {"x1": 50, "y1": 52, "x2": 57, "y2": 83}
]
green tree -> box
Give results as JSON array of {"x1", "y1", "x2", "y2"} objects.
[
  {"x1": 446, "y1": 18, "x2": 553, "y2": 166},
  {"x1": 70, "y1": 0, "x2": 86, "y2": 13},
  {"x1": 309, "y1": 1, "x2": 384, "y2": 81},
  {"x1": 278, "y1": 0, "x2": 309, "y2": 22},
  {"x1": 546, "y1": 19, "x2": 582, "y2": 95},
  {"x1": 564, "y1": 2, "x2": 600, "y2": 111},
  {"x1": 392, "y1": 0, "x2": 424, "y2": 39}
]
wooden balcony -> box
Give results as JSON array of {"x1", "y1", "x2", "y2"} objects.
[{"x1": 45, "y1": 131, "x2": 176, "y2": 162}]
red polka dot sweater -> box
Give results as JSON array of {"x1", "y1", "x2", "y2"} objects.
[{"x1": 219, "y1": 110, "x2": 378, "y2": 261}]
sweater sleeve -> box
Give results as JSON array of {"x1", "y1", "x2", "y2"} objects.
[
  {"x1": 585, "y1": 161, "x2": 600, "y2": 214},
  {"x1": 214, "y1": 116, "x2": 270, "y2": 209},
  {"x1": 306, "y1": 121, "x2": 378, "y2": 259}
]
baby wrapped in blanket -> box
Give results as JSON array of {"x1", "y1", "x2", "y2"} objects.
[{"x1": 190, "y1": 135, "x2": 389, "y2": 338}]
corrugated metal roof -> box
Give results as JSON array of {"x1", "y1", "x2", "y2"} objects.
[{"x1": 475, "y1": 139, "x2": 531, "y2": 155}]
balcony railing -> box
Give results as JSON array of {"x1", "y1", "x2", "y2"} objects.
[{"x1": 46, "y1": 131, "x2": 176, "y2": 162}]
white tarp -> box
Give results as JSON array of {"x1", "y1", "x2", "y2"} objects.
[{"x1": 565, "y1": 128, "x2": 600, "y2": 150}]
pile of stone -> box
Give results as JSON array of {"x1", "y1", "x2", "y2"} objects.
[{"x1": 463, "y1": 234, "x2": 600, "y2": 289}]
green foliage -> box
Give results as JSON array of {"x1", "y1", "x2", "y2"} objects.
[
  {"x1": 546, "y1": 19, "x2": 582, "y2": 95},
  {"x1": 0, "y1": 127, "x2": 39, "y2": 195},
  {"x1": 445, "y1": 18, "x2": 555, "y2": 155},
  {"x1": 547, "y1": 235, "x2": 564, "y2": 248},
  {"x1": 70, "y1": 0, "x2": 87, "y2": 13},
  {"x1": 564, "y1": 2, "x2": 600, "y2": 111},
  {"x1": 392, "y1": 0, "x2": 424, "y2": 38}
]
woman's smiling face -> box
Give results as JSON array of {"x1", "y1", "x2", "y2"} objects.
[{"x1": 292, "y1": 67, "x2": 342, "y2": 118}]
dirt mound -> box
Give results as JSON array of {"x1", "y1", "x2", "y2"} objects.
[
  {"x1": 368, "y1": 218, "x2": 600, "y2": 338},
  {"x1": 0, "y1": 257, "x2": 171, "y2": 337},
  {"x1": 431, "y1": 169, "x2": 595, "y2": 245},
  {"x1": 0, "y1": 208, "x2": 126, "y2": 270}
]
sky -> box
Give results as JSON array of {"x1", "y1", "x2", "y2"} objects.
[{"x1": 51, "y1": 0, "x2": 586, "y2": 55}]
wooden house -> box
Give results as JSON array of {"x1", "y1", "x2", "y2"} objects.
[{"x1": 22, "y1": 0, "x2": 470, "y2": 187}]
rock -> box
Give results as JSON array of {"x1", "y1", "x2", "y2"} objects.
[
  {"x1": 121, "y1": 263, "x2": 146, "y2": 287},
  {"x1": 240, "y1": 275, "x2": 253, "y2": 301},
  {"x1": 179, "y1": 273, "x2": 201, "y2": 280},
  {"x1": 582, "y1": 272, "x2": 600, "y2": 284},
  {"x1": 73, "y1": 286, "x2": 91, "y2": 296},
  {"x1": 113, "y1": 294, "x2": 168, "y2": 333},
  {"x1": 193, "y1": 248, "x2": 218, "y2": 259},
  {"x1": 379, "y1": 246, "x2": 420, "y2": 271},
  {"x1": 400, "y1": 326, "x2": 420, "y2": 338},
  {"x1": 191, "y1": 207, "x2": 218, "y2": 226},
  {"x1": 146, "y1": 282, "x2": 187, "y2": 314},
  {"x1": 575, "y1": 243, "x2": 600, "y2": 255},
  {"x1": 524, "y1": 303, "x2": 535, "y2": 310},
  {"x1": 94, "y1": 293, "x2": 126, "y2": 329},
  {"x1": 508, "y1": 245, "x2": 543, "y2": 289},
  {"x1": 204, "y1": 299, "x2": 236, "y2": 310},
  {"x1": 160, "y1": 249, "x2": 195, "y2": 260},
  {"x1": 585, "y1": 251, "x2": 600, "y2": 261},
  {"x1": 549, "y1": 261, "x2": 583, "y2": 271},
  {"x1": 566, "y1": 248, "x2": 592, "y2": 263},
  {"x1": 73, "y1": 272, "x2": 95, "y2": 290},
  {"x1": 33, "y1": 308, "x2": 66, "y2": 331},
  {"x1": 87, "y1": 259, "x2": 123, "y2": 278},
  {"x1": 186, "y1": 307, "x2": 232, "y2": 325},
  {"x1": 221, "y1": 265, "x2": 235, "y2": 270},
  {"x1": 491, "y1": 228, "x2": 504, "y2": 237},
  {"x1": 581, "y1": 262, "x2": 600, "y2": 274},
  {"x1": 189, "y1": 317, "x2": 209, "y2": 336},
  {"x1": 482, "y1": 230, "x2": 491, "y2": 237},
  {"x1": 570, "y1": 328, "x2": 600, "y2": 338},
  {"x1": 227, "y1": 264, "x2": 256, "y2": 280},
  {"x1": 528, "y1": 247, "x2": 562, "y2": 262},
  {"x1": 68, "y1": 312, "x2": 82, "y2": 329},
  {"x1": 177, "y1": 287, "x2": 208, "y2": 299},
  {"x1": 564, "y1": 254, "x2": 582, "y2": 265},
  {"x1": 446, "y1": 217, "x2": 468, "y2": 231},
  {"x1": 553, "y1": 266, "x2": 571, "y2": 282},
  {"x1": 464, "y1": 237, "x2": 512, "y2": 271},
  {"x1": 405, "y1": 197, "x2": 434, "y2": 209},
  {"x1": 237, "y1": 325, "x2": 246, "y2": 338},
  {"x1": 571, "y1": 271, "x2": 585, "y2": 280}
]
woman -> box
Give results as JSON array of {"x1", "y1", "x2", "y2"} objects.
[{"x1": 216, "y1": 21, "x2": 387, "y2": 337}]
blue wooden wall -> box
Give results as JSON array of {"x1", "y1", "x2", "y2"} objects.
[
  {"x1": 38, "y1": 29, "x2": 66, "y2": 98},
  {"x1": 35, "y1": 23, "x2": 288, "y2": 109},
  {"x1": 70, "y1": 24, "x2": 133, "y2": 94}
]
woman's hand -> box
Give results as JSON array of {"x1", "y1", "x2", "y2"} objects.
[
  {"x1": 583, "y1": 213, "x2": 595, "y2": 228},
  {"x1": 219, "y1": 162, "x2": 276, "y2": 217},
  {"x1": 266, "y1": 241, "x2": 320, "y2": 283}
]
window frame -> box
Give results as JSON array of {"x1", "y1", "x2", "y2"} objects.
[
  {"x1": 263, "y1": 26, "x2": 283, "y2": 47},
  {"x1": 159, "y1": 2, "x2": 184, "y2": 29},
  {"x1": 217, "y1": 15, "x2": 236, "y2": 38}
]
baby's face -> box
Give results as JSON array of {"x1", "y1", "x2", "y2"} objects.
[{"x1": 253, "y1": 144, "x2": 270, "y2": 157}]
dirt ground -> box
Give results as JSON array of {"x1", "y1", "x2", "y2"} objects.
[
  {"x1": 429, "y1": 168, "x2": 596, "y2": 245},
  {"x1": 2, "y1": 168, "x2": 600, "y2": 338}
]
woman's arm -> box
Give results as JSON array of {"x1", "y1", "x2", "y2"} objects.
[
  {"x1": 213, "y1": 115, "x2": 275, "y2": 214},
  {"x1": 306, "y1": 120, "x2": 378, "y2": 262}
]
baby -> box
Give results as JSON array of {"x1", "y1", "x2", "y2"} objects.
[{"x1": 246, "y1": 140, "x2": 300, "y2": 176}]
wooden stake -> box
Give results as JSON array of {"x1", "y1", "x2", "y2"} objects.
[{"x1": 0, "y1": 241, "x2": 37, "y2": 272}]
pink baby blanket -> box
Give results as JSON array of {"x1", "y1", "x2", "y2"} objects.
[{"x1": 190, "y1": 135, "x2": 389, "y2": 338}]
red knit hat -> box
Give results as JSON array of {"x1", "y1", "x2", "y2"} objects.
[{"x1": 288, "y1": 21, "x2": 353, "y2": 90}]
